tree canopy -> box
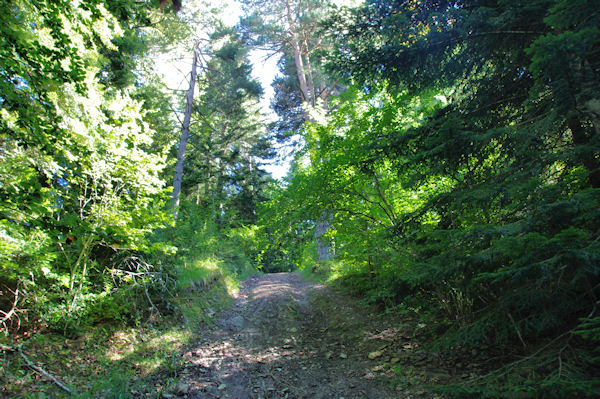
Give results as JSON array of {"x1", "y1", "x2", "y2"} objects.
[
  {"x1": 259, "y1": 0, "x2": 600, "y2": 395},
  {"x1": 1, "y1": 0, "x2": 599, "y2": 397}
]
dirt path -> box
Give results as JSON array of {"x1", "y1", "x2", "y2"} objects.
[{"x1": 178, "y1": 273, "x2": 404, "y2": 398}]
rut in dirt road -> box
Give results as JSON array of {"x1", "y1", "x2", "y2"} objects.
[{"x1": 179, "y1": 273, "x2": 400, "y2": 399}]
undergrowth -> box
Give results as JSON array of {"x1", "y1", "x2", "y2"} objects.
[
  {"x1": 1, "y1": 202, "x2": 261, "y2": 397},
  {"x1": 305, "y1": 259, "x2": 600, "y2": 398}
]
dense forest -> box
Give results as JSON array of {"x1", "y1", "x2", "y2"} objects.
[{"x1": 1, "y1": 0, "x2": 599, "y2": 397}]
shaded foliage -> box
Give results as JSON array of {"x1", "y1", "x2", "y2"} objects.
[{"x1": 262, "y1": 0, "x2": 600, "y2": 395}]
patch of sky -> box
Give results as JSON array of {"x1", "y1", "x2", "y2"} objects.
[{"x1": 157, "y1": 1, "x2": 367, "y2": 180}]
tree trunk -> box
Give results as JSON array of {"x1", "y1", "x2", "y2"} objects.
[
  {"x1": 283, "y1": 0, "x2": 335, "y2": 262},
  {"x1": 172, "y1": 46, "x2": 199, "y2": 218},
  {"x1": 303, "y1": 40, "x2": 316, "y2": 106},
  {"x1": 315, "y1": 213, "x2": 333, "y2": 262},
  {"x1": 285, "y1": 0, "x2": 310, "y2": 103}
]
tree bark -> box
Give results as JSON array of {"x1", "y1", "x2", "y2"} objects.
[
  {"x1": 285, "y1": 0, "x2": 310, "y2": 103},
  {"x1": 303, "y1": 39, "x2": 316, "y2": 106},
  {"x1": 315, "y1": 215, "x2": 333, "y2": 261},
  {"x1": 172, "y1": 46, "x2": 199, "y2": 218}
]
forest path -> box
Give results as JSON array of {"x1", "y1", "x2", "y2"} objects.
[{"x1": 179, "y1": 272, "x2": 406, "y2": 399}]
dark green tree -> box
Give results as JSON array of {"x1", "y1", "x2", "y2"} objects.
[
  {"x1": 261, "y1": 0, "x2": 600, "y2": 395},
  {"x1": 178, "y1": 25, "x2": 274, "y2": 227}
]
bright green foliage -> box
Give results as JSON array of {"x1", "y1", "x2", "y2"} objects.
[
  {"x1": 258, "y1": 180, "x2": 316, "y2": 272},
  {"x1": 168, "y1": 202, "x2": 260, "y2": 286},
  {"x1": 0, "y1": 0, "x2": 175, "y2": 338}
]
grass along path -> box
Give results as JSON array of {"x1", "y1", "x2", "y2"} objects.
[
  {"x1": 177, "y1": 272, "x2": 456, "y2": 398},
  {"x1": 3, "y1": 272, "x2": 492, "y2": 398}
]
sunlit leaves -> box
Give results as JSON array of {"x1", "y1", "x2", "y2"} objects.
[
  {"x1": 0, "y1": 0, "x2": 174, "y2": 336},
  {"x1": 264, "y1": 82, "x2": 451, "y2": 274}
]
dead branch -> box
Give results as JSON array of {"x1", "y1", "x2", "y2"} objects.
[
  {"x1": 506, "y1": 311, "x2": 527, "y2": 349},
  {"x1": 18, "y1": 347, "x2": 73, "y2": 394},
  {"x1": 144, "y1": 285, "x2": 161, "y2": 317},
  {"x1": 0, "y1": 288, "x2": 20, "y2": 335}
]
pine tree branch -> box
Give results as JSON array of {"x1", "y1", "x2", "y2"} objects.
[{"x1": 390, "y1": 30, "x2": 547, "y2": 55}]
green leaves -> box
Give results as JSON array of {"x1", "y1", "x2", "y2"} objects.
[
  {"x1": 261, "y1": 0, "x2": 600, "y2": 394},
  {"x1": 0, "y1": 0, "x2": 177, "y2": 338}
]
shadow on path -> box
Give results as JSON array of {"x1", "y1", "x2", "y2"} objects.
[{"x1": 180, "y1": 273, "x2": 398, "y2": 399}]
